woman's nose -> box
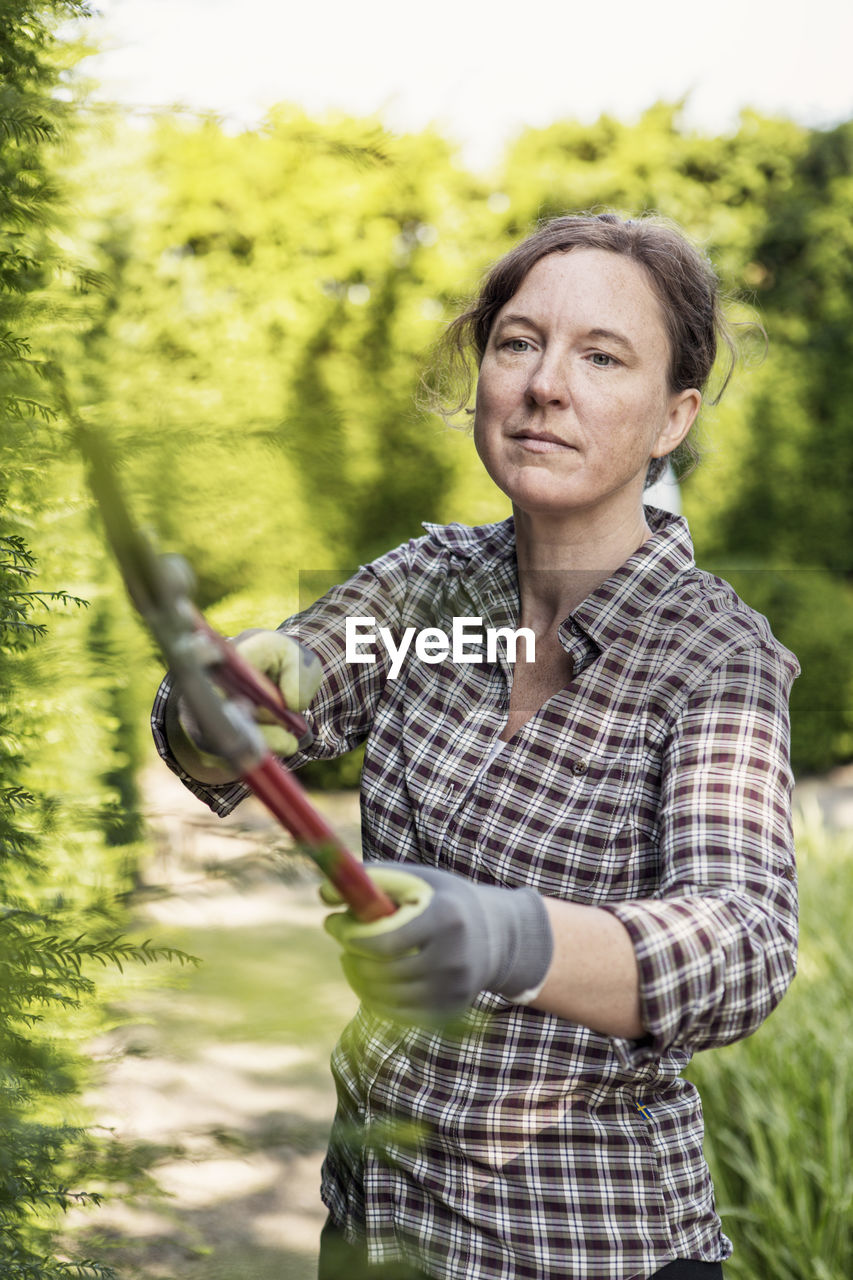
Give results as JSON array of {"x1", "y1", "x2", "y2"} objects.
[{"x1": 525, "y1": 355, "x2": 570, "y2": 407}]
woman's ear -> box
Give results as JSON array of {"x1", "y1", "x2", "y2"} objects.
[{"x1": 652, "y1": 388, "x2": 702, "y2": 459}]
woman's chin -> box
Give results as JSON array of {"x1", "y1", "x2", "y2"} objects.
[
  {"x1": 503, "y1": 473, "x2": 589, "y2": 518},
  {"x1": 503, "y1": 466, "x2": 650, "y2": 525}
]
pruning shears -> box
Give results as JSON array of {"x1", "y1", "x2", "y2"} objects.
[{"x1": 79, "y1": 428, "x2": 395, "y2": 924}]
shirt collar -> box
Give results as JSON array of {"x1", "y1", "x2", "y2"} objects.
[
  {"x1": 422, "y1": 506, "x2": 694, "y2": 651},
  {"x1": 570, "y1": 505, "x2": 695, "y2": 649},
  {"x1": 421, "y1": 516, "x2": 516, "y2": 568}
]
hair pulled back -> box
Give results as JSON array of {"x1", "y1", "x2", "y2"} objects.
[{"x1": 433, "y1": 212, "x2": 738, "y2": 486}]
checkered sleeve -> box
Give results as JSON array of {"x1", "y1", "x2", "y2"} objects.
[
  {"x1": 149, "y1": 539, "x2": 416, "y2": 816},
  {"x1": 604, "y1": 641, "x2": 799, "y2": 1067}
]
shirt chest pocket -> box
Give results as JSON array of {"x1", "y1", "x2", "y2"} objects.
[{"x1": 457, "y1": 747, "x2": 661, "y2": 905}]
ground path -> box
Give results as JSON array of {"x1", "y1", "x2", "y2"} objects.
[
  {"x1": 67, "y1": 763, "x2": 364, "y2": 1280},
  {"x1": 66, "y1": 758, "x2": 853, "y2": 1278}
]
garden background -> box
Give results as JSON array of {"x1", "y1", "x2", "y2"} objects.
[{"x1": 2, "y1": 2, "x2": 852, "y2": 1276}]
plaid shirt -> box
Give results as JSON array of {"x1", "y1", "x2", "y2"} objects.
[{"x1": 151, "y1": 507, "x2": 799, "y2": 1279}]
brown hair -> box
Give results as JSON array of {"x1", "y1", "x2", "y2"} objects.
[{"x1": 430, "y1": 212, "x2": 739, "y2": 486}]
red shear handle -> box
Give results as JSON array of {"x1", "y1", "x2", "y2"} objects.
[
  {"x1": 244, "y1": 755, "x2": 397, "y2": 923},
  {"x1": 191, "y1": 611, "x2": 310, "y2": 745}
]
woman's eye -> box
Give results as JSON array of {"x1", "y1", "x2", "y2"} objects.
[
  {"x1": 590, "y1": 351, "x2": 616, "y2": 367},
  {"x1": 505, "y1": 338, "x2": 531, "y2": 352}
]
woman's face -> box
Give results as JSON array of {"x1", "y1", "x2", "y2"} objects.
[{"x1": 473, "y1": 248, "x2": 700, "y2": 524}]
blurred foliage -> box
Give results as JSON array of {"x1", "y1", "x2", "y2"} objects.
[
  {"x1": 716, "y1": 566, "x2": 853, "y2": 774},
  {"x1": 48, "y1": 98, "x2": 853, "y2": 777},
  {"x1": 719, "y1": 121, "x2": 853, "y2": 569}
]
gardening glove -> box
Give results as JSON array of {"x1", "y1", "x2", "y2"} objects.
[
  {"x1": 321, "y1": 862, "x2": 554, "y2": 1022},
  {"x1": 177, "y1": 628, "x2": 323, "y2": 760},
  {"x1": 229, "y1": 629, "x2": 324, "y2": 755}
]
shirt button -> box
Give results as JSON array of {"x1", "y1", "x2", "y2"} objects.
[{"x1": 571, "y1": 759, "x2": 589, "y2": 776}]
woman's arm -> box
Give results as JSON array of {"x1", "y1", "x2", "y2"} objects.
[
  {"x1": 599, "y1": 643, "x2": 799, "y2": 1063},
  {"x1": 535, "y1": 644, "x2": 798, "y2": 1052},
  {"x1": 532, "y1": 900, "x2": 644, "y2": 1039},
  {"x1": 322, "y1": 642, "x2": 797, "y2": 1049}
]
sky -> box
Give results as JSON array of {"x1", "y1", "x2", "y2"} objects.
[{"x1": 74, "y1": 0, "x2": 853, "y2": 170}]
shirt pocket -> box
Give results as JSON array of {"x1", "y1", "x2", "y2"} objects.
[{"x1": 463, "y1": 746, "x2": 659, "y2": 905}]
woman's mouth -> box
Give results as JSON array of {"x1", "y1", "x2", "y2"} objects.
[{"x1": 512, "y1": 431, "x2": 573, "y2": 453}]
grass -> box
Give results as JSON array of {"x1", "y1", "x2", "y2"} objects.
[{"x1": 687, "y1": 805, "x2": 853, "y2": 1279}]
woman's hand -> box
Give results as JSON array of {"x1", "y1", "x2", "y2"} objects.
[
  {"x1": 166, "y1": 629, "x2": 323, "y2": 781},
  {"x1": 321, "y1": 862, "x2": 554, "y2": 1023},
  {"x1": 227, "y1": 629, "x2": 323, "y2": 756}
]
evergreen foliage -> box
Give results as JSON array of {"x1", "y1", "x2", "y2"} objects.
[
  {"x1": 1, "y1": 4, "x2": 196, "y2": 1275},
  {"x1": 0, "y1": 528, "x2": 195, "y2": 1273}
]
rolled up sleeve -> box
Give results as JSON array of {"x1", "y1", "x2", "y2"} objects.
[
  {"x1": 150, "y1": 672, "x2": 257, "y2": 815},
  {"x1": 604, "y1": 642, "x2": 799, "y2": 1066}
]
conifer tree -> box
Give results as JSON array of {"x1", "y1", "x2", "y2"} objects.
[{"x1": 1, "y1": 4, "x2": 195, "y2": 1274}]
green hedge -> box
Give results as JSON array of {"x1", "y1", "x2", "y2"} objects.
[{"x1": 714, "y1": 565, "x2": 853, "y2": 775}]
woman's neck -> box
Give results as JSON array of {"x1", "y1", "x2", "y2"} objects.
[{"x1": 512, "y1": 503, "x2": 652, "y2": 627}]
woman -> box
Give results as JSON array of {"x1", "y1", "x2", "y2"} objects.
[{"x1": 154, "y1": 213, "x2": 799, "y2": 1280}]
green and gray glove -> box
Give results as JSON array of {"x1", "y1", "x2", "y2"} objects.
[
  {"x1": 167, "y1": 629, "x2": 324, "y2": 782},
  {"x1": 321, "y1": 862, "x2": 554, "y2": 1022},
  {"x1": 174, "y1": 628, "x2": 323, "y2": 754},
  {"x1": 227, "y1": 629, "x2": 324, "y2": 756}
]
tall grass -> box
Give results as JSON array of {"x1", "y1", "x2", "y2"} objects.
[{"x1": 687, "y1": 801, "x2": 853, "y2": 1279}]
